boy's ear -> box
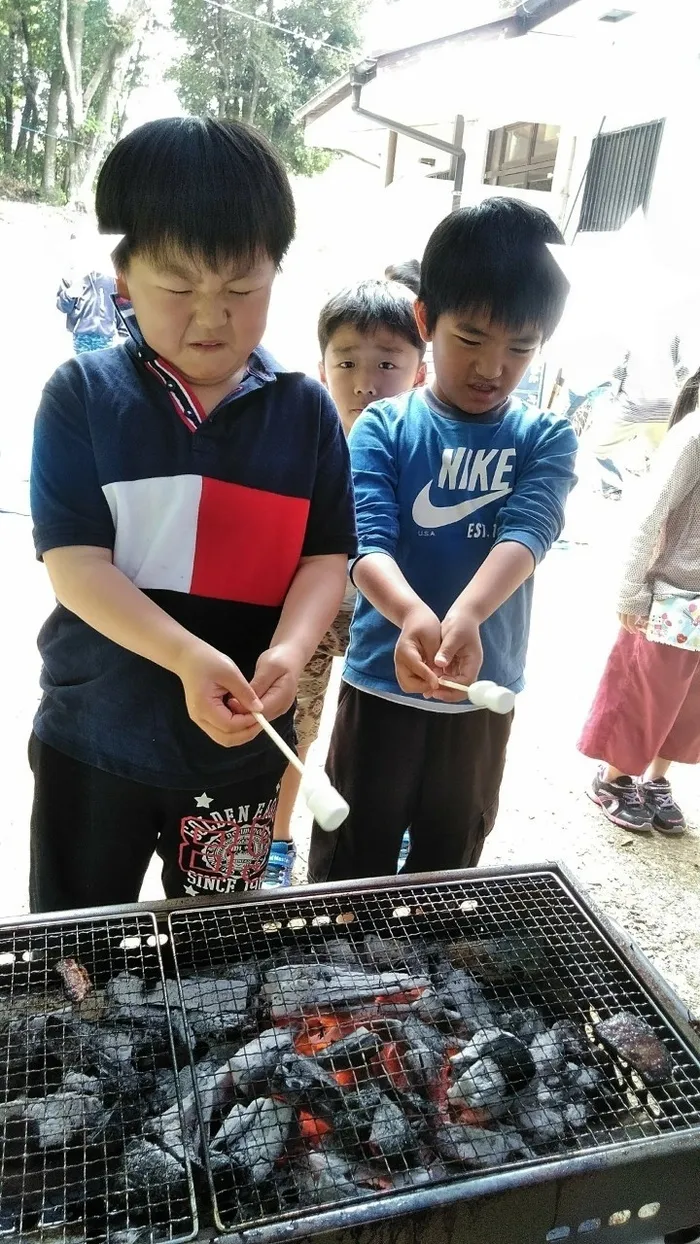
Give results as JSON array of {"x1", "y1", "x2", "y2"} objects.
[
  {"x1": 414, "y1": 300, "x2": 432, "y2": 343},
  {"x1": 414, "y1": 360, "x2": 427, "y2": 388},
  {"x1": 116, "y1": 272, "x2": 130, "y2": 300},
  {"x1": 319, "y1": 359, "x2": 328, "y2": 387}
]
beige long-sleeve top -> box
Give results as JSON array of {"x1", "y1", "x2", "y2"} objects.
[{"x1": 617, "y1": 410, "x2": 700, "y2": 616}]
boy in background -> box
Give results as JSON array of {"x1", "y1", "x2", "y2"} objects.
[
  {"x1": 30, "y1": 116, "x2": 355, "y2": 911},
  {"x1": 266, "y1": 279, "x2": 426, "y2": 885},
  {"x1": 308, "y1": 198, "x2": 577, "y2": 883}
]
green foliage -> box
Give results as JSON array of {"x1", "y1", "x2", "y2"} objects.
[
  {"x1": 0, "y1": 0, "x2": 148, "y2": 201},
  {"x1": 170, "y1": 0, "x2": 365, "y2": 174}
]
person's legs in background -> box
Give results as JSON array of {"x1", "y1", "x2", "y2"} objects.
[
  {"x1": 406, "y1": 708, "x2": 513, "y2": 872},
  {"x1": 581, "y1": 629, "x2": 700, "y2": 836},
  {"x1": 266, "y1": 614, "x2": 350, "y2": 887},
  {"x1": 307, "y1": 685, "x2": 424, "y2": 883},
  {"x1": 73, "y1": 331, "x2": 114, "y2": 354}
]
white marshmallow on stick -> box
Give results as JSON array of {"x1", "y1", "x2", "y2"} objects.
[
  {"x1": 438, "y1": 678, "x2": 515, "y2": 715},
  {"x1": 252, "y1": 712, "x2": 349, "y2": 831}
]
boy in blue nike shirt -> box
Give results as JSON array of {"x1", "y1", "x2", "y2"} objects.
[{"x1": 308, "y1": 198, "x2": 576, "y2": 882}]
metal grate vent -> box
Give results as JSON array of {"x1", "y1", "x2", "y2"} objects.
[{"x1": 579, "y1": 120, "x2": 664, "y2": 232}]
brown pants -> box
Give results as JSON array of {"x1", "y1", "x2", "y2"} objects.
[{"x1": 307, "y1": 683, "x2": 513, "y2": 882}]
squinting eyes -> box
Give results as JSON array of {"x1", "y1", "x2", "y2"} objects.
[
  {"x1": 162, "y1": 288, "x2": 255, "y2": 297},
  {"x1": 336, "y1": 361, "x2": 397, "y2": 370}
]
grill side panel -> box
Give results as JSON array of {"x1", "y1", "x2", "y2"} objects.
[{"x1": 0, "y1": 912, "x2": 198, "y2": 1244}]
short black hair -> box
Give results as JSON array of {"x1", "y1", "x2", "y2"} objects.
[
  {"x1": 318, "y1": 279, "x2": 425, "y2": 357},
  {"x1": 419, "y1": 197, "x2": 569, "y2": 340},
  {"x1": 96, "y1": 116, "x2": 295, "y2": 271},
  {"x1": 384, "y1": 259, "x2": 421, "y2": 295}
]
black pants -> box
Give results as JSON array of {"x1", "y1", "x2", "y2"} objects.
[
  {"x1": 308, "y1": 684, "x2": 513, "y2": 883},
  {"x1": 29, "y1": 734, "x2": 285, "y2": 913}
]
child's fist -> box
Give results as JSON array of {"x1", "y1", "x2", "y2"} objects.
[{"x1": 395, "y1": 604, "x2": 442, "y2": 696}]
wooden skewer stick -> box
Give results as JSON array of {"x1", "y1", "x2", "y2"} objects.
[
  {"x1": 252, "y1": 712, "x2": 349, "y2": 831},
  {"x1": 437, "y1": 678, "x2": 515, "y2": 715}
]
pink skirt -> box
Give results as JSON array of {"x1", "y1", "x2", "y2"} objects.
[{"x1": 578, "y1": 626, "x2": 700, "y2": 774}]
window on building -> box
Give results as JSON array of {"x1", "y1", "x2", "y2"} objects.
[{"x1": 484, "y1": 122, "x2": 560, "y2": 192}]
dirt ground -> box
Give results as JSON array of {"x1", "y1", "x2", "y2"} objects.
[{"x1": 0, "y1": 193, "x2": 698, "y2": 1016}]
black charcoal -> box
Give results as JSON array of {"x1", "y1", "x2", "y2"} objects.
[{"x1": 368, "y1": 1095, "x2": 415, "y2": 1162}]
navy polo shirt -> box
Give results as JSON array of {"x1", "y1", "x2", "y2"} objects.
[{"x1": 30, "y1": 323, "x2": 356, "y2": 788}]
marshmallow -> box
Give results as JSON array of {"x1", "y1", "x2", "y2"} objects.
[
  {"x1": 300, "y1": 769, "x2": 350, "y2": 831},
  {"x1": 468, "y1": 680, "x2": 516, "y2": 715}
]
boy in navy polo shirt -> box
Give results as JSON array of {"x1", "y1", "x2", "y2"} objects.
[
  {"x1": 29, "y1": 117, "x2": 356, "y2": 912},
  {"x1": 308, "y1": 198, "x2": 577, "y2": 883}
]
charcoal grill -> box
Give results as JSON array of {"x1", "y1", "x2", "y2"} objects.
[
  {"x1": 0, "y1": 911, "x2": 198, "y2": 1244},
  {"x1": 0, "y1": 864, "x2": 699, "y2": 1244},
  {"x1": 165, "y1": 865, "x2": 700, "y2": 1244}
]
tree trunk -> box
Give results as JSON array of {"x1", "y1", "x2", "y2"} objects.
[
  {"x1": 73, "y1": 34, "x2": 142, "y2": 204},
  {"x1": 15, "y1": 16, "x2": 39, "y2": 164},
  {"x1": 25, "y1": 103, "x2": 38, "y2": 170},
  {"x1": 245, "y1": 67, "x2": 260, "y2": 124},
  {"x1": 41, "y1": 60, "x2": 64, "y2": 197},
  {"x1": 2, "y1": 25, "x2": 17, "y2": 158},
  {"x1": 60, "y1": 0, "x2": 147, "y2": 204},
  {"x1": 14, "y1": 97, "x2": 31, "y2": 160}
]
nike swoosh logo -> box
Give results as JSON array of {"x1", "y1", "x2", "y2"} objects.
[{"x1": 412, "y1": 484, "x2": 511, "y2": 528}]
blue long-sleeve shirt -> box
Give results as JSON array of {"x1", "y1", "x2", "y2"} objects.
[{"x1": 344, "y1": 388, "x2": 578, "y2": 710}]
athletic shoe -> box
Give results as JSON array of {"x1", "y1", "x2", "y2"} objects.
[
  {"x1": 397, "y1": 830, "x2": 411, "y2": 872},
  {"x1": 263, "y1": 840, "x2": 297, "y2": 888},
  {"x1": 587, "y1": 766, "x2": 653, "y2": 832},
  {"x1": 638, "y1": 778, "x2": 686, "y2": 836}
]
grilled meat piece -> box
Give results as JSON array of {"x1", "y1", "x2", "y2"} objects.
[
  {"x1": 55, "y1": 958, "x2": 92, "y2": 1004},
  {"x1": 595, "y1": 1012, "x2": 673, "y2": 1085}
]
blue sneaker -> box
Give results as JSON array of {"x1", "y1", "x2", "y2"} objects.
[
  {"x1": 397, "y1": 830, "x2": 411, "y2": 872},
  {"x1": 263, "y1": 840, "x2": 297, "y2": 888}
]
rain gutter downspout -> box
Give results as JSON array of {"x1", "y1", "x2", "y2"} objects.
[{"x1": 350, "y1": 66, "x2": 466, "y2": 212}]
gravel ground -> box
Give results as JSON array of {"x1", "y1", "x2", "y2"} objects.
[{"x1": 0, "y1": 195, "x2": 697, "y2": 1017}]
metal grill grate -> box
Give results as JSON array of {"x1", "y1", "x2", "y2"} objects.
[
  {"x1": 168, "y1": 871, "x2": 700, "y2": 1236},
  {"x1": 0, "y1": 913, "x2": 197, "y2": 1244}
]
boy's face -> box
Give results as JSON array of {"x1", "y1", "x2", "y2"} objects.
[
  {"x1": 321, "y1": 326, "x2": 426, "y2": 434},
  {"x1": 117, "y1": 250, "x2": 276, "y2": 390},
  {"x1": 415, "y1": 304, "x2": 541, "y2": 415}
]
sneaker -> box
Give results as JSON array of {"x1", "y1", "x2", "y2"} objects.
[
  {"x1": 587, "y1": 766, "x2": 653, "y2": 833},
  {"x1": 263, "y1": 840, "x2": 297, "y2": 888},
  {"x1": 639, "y1": 778, "x2": 686, "y2": 836},
  {"x1": 397, "y1": 830, "x2": 411, "y2": 872}
]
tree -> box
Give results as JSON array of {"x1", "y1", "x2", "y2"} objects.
[
  {"x1": 170, "y1": 0, "x2": 366, "y2": 174},
  {"x1": 0, "y1": 0, "x2": 151, "y2": 203},
  {"x1": 58, "y1": 0, "x2": 148, "y2": 202}
]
